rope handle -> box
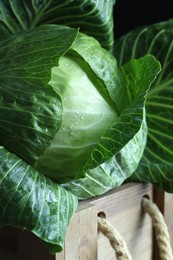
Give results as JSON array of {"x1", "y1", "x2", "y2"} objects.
[
  {"x1": 142, "y1": 197, "x2": 173, "y2": 260},
  {"x1": 98, "y1": 197, "x2": 173, "y2": 260}
]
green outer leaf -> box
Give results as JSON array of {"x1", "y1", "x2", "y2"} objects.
[
  {"x1": 0, "y1": 146, "x2": 78, "y2": 254},
  {"x1": 62, "y1": 114, "x2": 147, "y2": 199},
  {"x1": 0, "y1": 0, "x2": 116, "y2": 51},
  {"x1": 114, "y1": 19, "x2": 173, "y2": 191},
  {"x1": 84, "y1": 55, "x2": 161, "y2": 170},
  {"x1": 62, "y1": 55, "x2": 161, "y2": 199},
  {"x1": 0, "y1": 25, "x2": 78, "y2": 164}
]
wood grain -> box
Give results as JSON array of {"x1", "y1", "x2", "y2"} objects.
[
  {"x1": 57, "y1": 182, "x2": 154, "y2": 260},
  {"x1": 87, "y1": 182, "x2": 153, "y2": 260},
  {"x1": 164, "y1": 192, "x2": 173, "y2": 249},
  {"x1": 56, "y1": 204, "x2": 97, "y2": 260}
]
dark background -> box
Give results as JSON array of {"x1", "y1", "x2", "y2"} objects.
[{"x1": 113, "y1": 1, "x2": 173, "y2": 38}]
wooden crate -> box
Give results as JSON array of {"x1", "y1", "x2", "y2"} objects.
[{"x1": 0, "y1": 183, "x2": 172, "y2": 260}]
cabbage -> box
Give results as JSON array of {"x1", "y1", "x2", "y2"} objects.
[
  {"x1": 36, "y1": 34, "x2": 118, "y2": 179},
  {"x1": 0, "y1": 0, "x2": 164, "y2": 255}
]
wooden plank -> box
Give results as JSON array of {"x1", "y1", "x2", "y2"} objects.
[
  {"x1": 0, "y1": 227, "x2": 18, "y2": 260},
  {"x1": 55, "y1": 249, "x2": 64, "y2": 260},
  {"x1": 153, "y1": 188, "x2": 165, "y2": 214},
  {"x1": 164, "y1": 192, "x2": 173, "y2": 248},
  {"x1": 152, "y1": 188, "x2": 173, "y2": 260},
  {"x1": 0, "y1": 226, "x2": 18, "y2": 253},
  {"x1": 152, "y1": 188, "x2": 165, "y2": 260},
  {"x1": 57, "y1": 182, "x2": 153, "y2": 260},
  {"x1": 17, "y1": 230, "x2": 55, "y2": 260},
  {"x1": 84, "y1": 182, "x2": 154, "y2": 260},
  {"x1": 0, "y1": 227, "x2": 56, "y2": 260},
  {"x1": 0, "y1": 248, "x2": 18, "y2": 260},
  {"x1": 56, "y1": 204, "x2": 97, "y2": 260}
]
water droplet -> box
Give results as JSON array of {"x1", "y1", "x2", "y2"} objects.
[
  {"x1": 62, "y1": 127, "x2": 66, "y2": 131},
  {"x1": 80, "y1": 116, "x2": 84, "y2": 120}
]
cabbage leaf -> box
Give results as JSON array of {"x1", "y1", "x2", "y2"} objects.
[
  {"x1": 0, "y1": 25, "x2": 78, "y2": 164},
  {"x1": 114, "y1": 19, "x2": 173, "y2": 192},
  {"x1": 0, "y1": 146, "x2": 78, "y2": 254},
  {"x1": 0, "y1": 0, "x2": 116, "y2": 50}
]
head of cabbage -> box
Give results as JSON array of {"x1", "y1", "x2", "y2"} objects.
[
  {"x1": 35, "y1": 33, "x2": 119, "y2": 180},
  {"x1": 0, "y1": 25, "x2": 160, "y2": 195}
]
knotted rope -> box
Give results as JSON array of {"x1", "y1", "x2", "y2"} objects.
[
  {"x1": 98, "y1": 197, "x2": 173, "y2": 260},
  {"x1": 97, "y1": 216, "x2": 132, "y2": 260},
  {"x1": 141, "y1": 197, "x2": 173, "y2": 260}
]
